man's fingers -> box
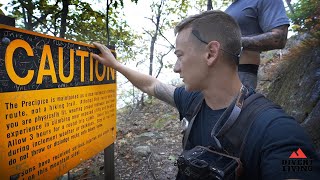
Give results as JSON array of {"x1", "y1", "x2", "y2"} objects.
[
  {"x1": 93, "y1": 42, "x2": 105, "y2": 53},
  {"x1": 93, "y1": 42, "x2": 103, "y2": 49},
  {"x1": 92, "y1": 42, "x2": 114, "y2": 66},
  {"x1": 93, "y1": 42, "x2": 109, "y2": 53},
  {"x1": 92, "y1": 54, "x2": 103, "y2": 62}
]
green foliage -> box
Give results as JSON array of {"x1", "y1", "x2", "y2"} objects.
[
  {"x1": 153, "y1": 114, "x2": 175, "y2": 129},
  {"x1": 149, "y1": 0, "x2": 191, "y2": 35},
  {"x1": 6, "y1": 0, "x2": 138, "y2": 63},
  {"x1": 0, "y1": 4, "x2": 4, "y2": 15},
  {"x1": 111, "y1": 0, "x2": 138, "y2": 9},
  {"x1": 288, "y1": 0, "x2": 320, "y2": 33}
]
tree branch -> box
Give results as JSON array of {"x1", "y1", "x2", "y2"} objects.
[
  {"x1": 155, "y1": 47, "x2": 174, "y2": 78},
  {"x1": 159, "y1": 30, "x2": 175, "y2": 49},
  {"x1": 18, "y1": 0, "x2": 55, "y2": 34},
  {"x1": 144, "y1": 17, "x2": 156, "y2": 24},
  {"x1": 31, "y1": 0, "x2": 60, "y2": 27},
  {"x1": 143, "y1": 28, "x2": 154, "y2": 38},
  {"x1": 21, "y1": 6, "x2": 28, "y2": 29}
]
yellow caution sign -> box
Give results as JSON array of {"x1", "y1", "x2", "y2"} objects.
[{"x1": 0, "y1": 25, "x2": 117, "y2": 179}]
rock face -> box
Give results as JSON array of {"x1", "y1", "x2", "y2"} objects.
[{"x1": 258, "y1": 37, "x2": 320, "y2": 150}]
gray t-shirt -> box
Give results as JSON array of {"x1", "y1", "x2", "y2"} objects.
[{"x1": 225, "y1": 0, "x2": 290, "y2": 36}]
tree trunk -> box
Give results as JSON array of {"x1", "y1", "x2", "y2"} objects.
[
  {"x1": 207, "y1": 0, "x2": 213, "y2": 10},
  {"x1": 26, "y1": 4, "x2": 33, "y2": 30},
  {"x1": 19, "y1": 0, "x2": 34, "y2": 30},
  {"x1": 147, "y1": 1, "x2": 163, "y2": 100},
  {"x1": 18, "y1": 0, "x2": 50, "y2": 31},
  {"x1": 60, "y1": 0, "x2": 69, "y2": 38},
  {"x1": 139, "y1": 93, "x2": 145, "y2": 109},
  {"x1": 106, "y1": 0, "x2": 112, "y2": 45},
  {"x1": 22, "y1": 7, "x2": 28, "y2": 29},
  {"x1": 285, "y1": 0, "x2": 295, "y2": 15},
  {"x1": 149, "y1": 15, "x2": 160, "y2": 77}
]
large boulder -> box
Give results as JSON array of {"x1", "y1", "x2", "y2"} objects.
[{"x1": 258, "y1": 35, "x2": 320, "y2": 150}]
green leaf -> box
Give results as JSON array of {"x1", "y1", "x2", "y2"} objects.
[
  {"x1": 114, "y1": 1, "x2": 118, "y2": 9},
  {"x1": 168, "y1": 155, "x2": 177, "y2": 162}
]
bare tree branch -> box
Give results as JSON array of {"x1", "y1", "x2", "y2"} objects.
[
  {"x1": 144, "y1": 17, "x2": 156, "y2": 24},
  {"x1": 143, "y1": 28, "x2": 154, "y2": 38},
  {"x1": 136, "y1": 58, "x2": 146, "y2": 67},
  {"x1": 155, "y1": 46, "x2": 174, "y2": 78},
  {"x1": 159, "y1": 30, "x2": 175, "y2": 48}
]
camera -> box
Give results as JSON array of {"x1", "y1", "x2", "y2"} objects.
[{"x1": 176, "y1": 146, "x2": 239, "y2": 180}]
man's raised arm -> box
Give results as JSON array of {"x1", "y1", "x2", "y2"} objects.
[{"x1": 92, "y1": 42, "x2": 176, "y2": 107}]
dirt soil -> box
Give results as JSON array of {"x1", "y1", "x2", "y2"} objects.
[{"x1": 68, "y1": 99, "x2": 182, "y2": 180}]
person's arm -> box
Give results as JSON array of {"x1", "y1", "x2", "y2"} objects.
[
  {"x1": 92, "y1": 42, "x2": 176, "y2": 107},
  {"x1": 241, "y1": 25, "x2": 289, "y2": 51},
  {"x1": 241, "y1": 0, "x2": 290, "y2": 52}
]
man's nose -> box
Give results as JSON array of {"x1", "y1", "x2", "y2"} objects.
[{"x1": 173, "y1": 60, "x2": 181, "y2": 73}]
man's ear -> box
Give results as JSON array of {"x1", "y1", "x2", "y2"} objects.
[{"x1": 206, "y1": 41, "x2": 220, "y2": 66}]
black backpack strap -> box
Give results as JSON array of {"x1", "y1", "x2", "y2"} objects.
[
  {"x1": 182, "y1": 93, "x2": 204, "y2": 150},
  {"x1": 222, "y1": 93, "x2": 282, "y2": 156}
]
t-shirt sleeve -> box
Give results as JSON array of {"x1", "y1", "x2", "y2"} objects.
[
  {"x1": 260, "y1": 118, "x2": 320, "y2": 180},
  {"x1": 258, "y1": 0, "x2": 290, "y2": 32},
  {"x1": 174, "y1": 86, "x2": 201, "y2": 120}
]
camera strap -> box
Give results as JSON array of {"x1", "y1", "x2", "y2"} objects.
[
  {"x1": 210, "y1": 85, "x2": 248, "y2": 150},
  {"x1": 181, "y1": 94, "x2": 205, "y2": 149},
  {"x1": 181, "y1": 85, "x2": 248, "y2": 150}
]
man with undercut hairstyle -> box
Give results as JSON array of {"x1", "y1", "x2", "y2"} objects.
[
  {"x1": 92, "y1": 10, "x2": 319, "y2": 180},
  {"x1": 225, "y1": 0, "x2": 290, "y2": 89}
]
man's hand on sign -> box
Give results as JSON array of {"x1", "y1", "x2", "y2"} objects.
[
  {"x1": 92, "y1": 42, "x2": 119, "y2": 69},
  {"x1": 91, "y1": 43, "x2": 176, "y2": 108}
]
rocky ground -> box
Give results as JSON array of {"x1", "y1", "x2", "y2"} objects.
[{"x1": 67, "y1": 99, "x2": 182, "y2": 180}]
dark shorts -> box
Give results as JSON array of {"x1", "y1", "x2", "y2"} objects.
[{"x1": 238, "y1": 71, "x2": 257, "y2": 89}]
